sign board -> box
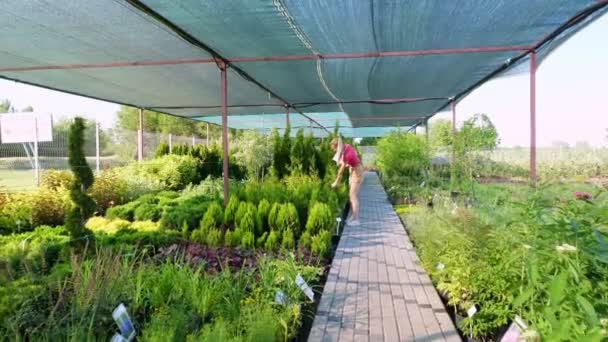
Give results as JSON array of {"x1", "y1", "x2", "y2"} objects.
[{"x1": 0, "y1": 112, "x2": 53, "y2": 143}]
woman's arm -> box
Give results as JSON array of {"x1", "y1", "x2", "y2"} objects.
[{"x1": 331, "y1": 162, "x2": 346, "y2": 188}]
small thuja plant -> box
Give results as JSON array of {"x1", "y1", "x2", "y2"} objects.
[{"x1": 65, "y1": 117, "x2": 95, "y2": 244}]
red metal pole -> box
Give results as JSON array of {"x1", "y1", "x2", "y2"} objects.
[
  {"x1": 219, "y1": 61, "x2": 229, "y2": 205},
  {"x1": 529, "y1": 51, "x2": 537, "y2": 185},
  {"x1": 451, "y1": 100, "x2": 457, "y2": 163}
]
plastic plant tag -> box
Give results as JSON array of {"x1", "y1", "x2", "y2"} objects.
[
  {"x1": 467, "y1": 305, "x2": 477, "y2": 317},
  {"x1": 112, "y1": 303, "x2": 136, "y2": 341},
  {"x1": 436, "y1": 263, "x2": 445, "y2": 270},
  {"x1": 111, "y1": 333, "x2": 128, "y2": 342},
  {"x1": 335, "y1": 217, "x2": 342, "y2": 235},
  {"x1": 420, "y1": 181, "x2": 426, "y2": 188},
  {"x1": 295, "y1": 273, "x2": 314, "y2": 302},
  {"x1": 500, "y1": 315, "x2": 528, "y2": 342},
  {"x1": 275, "y1": 290, "x2": 286, "y2": 306}
]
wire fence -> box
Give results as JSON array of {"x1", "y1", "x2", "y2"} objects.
[{"x1": 0, "y1": 123, "x2": 211, "y2": 191}]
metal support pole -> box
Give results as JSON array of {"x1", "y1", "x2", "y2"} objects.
[
  {"x1": 206, "y1": 123, "x2": 210, "y2": 147},
  {"x1": 451, "y1": 100, "x2": 457, "y2": 163},
  {"x1": 168, "y1": 133, "x2": 172, "y2": 153},
  {"x1": 137, "y1": 108, "x2": 144, "y2": 161},
  {"x1": 285, "y1": 105, "x2": 290, "y2": 128},
  {"x1": 529, "y1": 51, "x2": 537, "y2": 185},
  {"x1": 192, "y1": 134, "x2": 196, "y2": 147},
  {"x1": 219, "y1": 61, "x2": 230, "y2": 205},
  {"x1": 425, "y1": 118, "x2": 429, "y2": 144},
  {"x1": 95, "y1": 118, "x2": 100, "y2": 174},
  {"x1": 34, "y1": 117, "x2": 39, "y2": 186}
]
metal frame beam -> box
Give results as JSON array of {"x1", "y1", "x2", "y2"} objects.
[
  {"x1": 0, "y1": 46, "x2": 531, "y2": 73},
  {"x1": 529, "y1": 52, "x2": 537, "y2": 185}
]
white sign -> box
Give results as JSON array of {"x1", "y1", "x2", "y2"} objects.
[
  {"x1": 295, "y1": 274, "x2": 314, "y2": 302},
  {"x1": 112, "y1": 303, "x2": 136, "y2": 341},
  {"x1": 0, "y1": 112, "x2": 53, "y2": 143},
  {"x1": 467, "y1": 305, "x2": 478, "y2": 317},
  {"x1": 275, "y1": 290, "x2": 286, "y2": 306},
  {"x1": 500, "y1": 316, "x2": 528, "y2": 342}
]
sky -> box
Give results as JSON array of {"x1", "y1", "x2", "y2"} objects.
[{"x1": 0, "y1": 12, "x2": 607, "y2": 147}]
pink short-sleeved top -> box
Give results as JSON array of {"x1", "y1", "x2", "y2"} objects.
[{"x1": 342, "y1": 144, "x2": 360, "y2": 168}]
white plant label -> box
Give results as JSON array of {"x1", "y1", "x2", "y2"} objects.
[
  {"x1": 467, "y1": 305, "x2": 477, "y2": 317},
  {"x1": 295, "y1": 273, "x2": 314, "y2": 302},
  {"x1": 111, "y1": 334, "x2": 128, "y2": 342},
  {"x1": 500, "y1": 315, "x2": 528, "y2": 342},
  {"x1": 436, "y1": 263, "x2": 445, "y2": 270},
  {"x1": 275, "y1": 290, "x2": 286, "y2": 305},
  {"x1": 112, "y1": 303, "x2": 136, "y2": 341}
]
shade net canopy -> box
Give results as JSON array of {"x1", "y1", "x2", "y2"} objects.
[{"x1": 0, "y1": 0, "x2": 606, "y2": 137}]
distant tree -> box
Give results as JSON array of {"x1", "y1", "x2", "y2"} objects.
[
  {"x1": 0, "y1": 99, "x2": 13, "y2": 113},
  {"x1": 21, "y1": 105, "x2": 34, "y2": 112},
  {"x1": 429, "y1": 119, "x2": 453, "y2": 148},
  {"x1": 359, "y1": 137, "x2": 379, "y2": 146},
  {"x1": 51, "y1": 118, "x2": 110, "y2": 156},
  {"x1": 115, "y1": 105, "x2": 221, "y2": 137}
]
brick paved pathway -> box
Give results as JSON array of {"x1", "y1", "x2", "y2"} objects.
[{"x1": 309, "y1": 172, "x2": 461, "y2": 342}]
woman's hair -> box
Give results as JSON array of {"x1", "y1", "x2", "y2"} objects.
[{"x1": 330, "y1": 138, "x2": 339, "y2": 148}]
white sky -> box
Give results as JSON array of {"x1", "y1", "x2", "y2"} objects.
[{"x1": 0, "y1": 12, "x2": 607, "y2": 146}]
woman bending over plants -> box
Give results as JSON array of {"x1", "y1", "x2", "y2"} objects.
[{"x1": 330, "y1": 137, "x2": 364, "y2": 226}]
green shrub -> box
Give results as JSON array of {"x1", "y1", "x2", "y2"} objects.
[
  {"x1": 376, "y1": 131, "x2": 430, "y2": 189},
  {"x1": 206, "y1": 228, "x2": 222, "y2": 247},
  {"x1": 299, "y1": 231, "x2": 312, "y2": 249},
  {"x1": 276, "y1": 203, "x2": 300, "y2": 236},
  {"x1": 106, "y1": 201, "x2": 138, "y2": 221},
  {"x1": 240, "y1": 231, "x2": 255, "y2": 249},
  {"x1": 0, "y1": 225, "x2": 70, "y2": 278},
  {"x1": 223, "y1": 197, "x2": 240, "y2": 226},
  {"x1": 256, "y1": 232, "x2": 268, "y2": 248},
  {"x1": 311, "y1": 230, "x2": 332, "y2": 258},
  {"x1": 305, "y1": 202, "x2": 334, "y2": 235},
  {"x1": 41, "y1": 169, "x2": 73, "y2": 190},
  {"x1": 200, "y1": 202, "x2": 223, "y2": 231},
  {"x1": 264, "y1": 230, "x2": 280, "y2": 251},
  {"x1": 235, "y1": 202, "x2": 256, "y2": 231},
  {"x1": 0, "y1": 194, "x2": 33, "y2": 234},
  {"x1": 256, "y1": 199, "x2": 271, "y2": 235},
  {"x1": 155, "y1": 142, "x2": 170, "y2": 158},
  {"x1": 160, "y1": 197, "x2": 210, "y2": 231},
  {"x1": 224, "y1": 229, "x2": 242, "y2": 247},
  {"x1": 89, "y1": 170, "x2": 128, "y2": 213},
  {"x1": 133, "y1": 203, "x2": 162, "y2": 221},
  {"x1": 129, "y1": 220, "x2": 160, "y2": 232},
  {"x1": 268, "y1": 202, "x2": 281, "y2": 230},
  {"x1": 281, "y1": 228, "x2": 295, "y2": 250},
  {"x1": 65, "y1": 117, "x2": 96, "y2": 241}
]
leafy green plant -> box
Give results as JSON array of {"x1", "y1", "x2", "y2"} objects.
[
  {"x1": 256, "y1": 199, "x2": 271, "y2": 235},
  {"x1": 281, "y1": 228, "x2": 295, "y2": 250},
  {"x1": 376, "y1": 131, "x2": 430, "y2": 194},
  {"x1": 311, "y1": 230, "x2": 332, "y2": 258},
  {"x1": 305, "y1": 202, "x2": 333, "y2": 236},
  {"x1": 276, "y1": 203, "x2": 300, "y2": 237},
  {"x1": 223, "y1": 196, "x2": 240, "y2": 226}
]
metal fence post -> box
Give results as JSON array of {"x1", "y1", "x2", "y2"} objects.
[
  {"x1": 529, "y1": 51, "x2": 537, "y2": 185},
  {"x1": 138, "y1": 108, "x2": 144, "y2": 161},
  {"x1": 95, "y1": 118, "x2": 100, "y2": 174},
  {"x1": 168, "y1": 133, "x2": 173, "y2": 153},
  {"x1": 34, "y1": 117, "x2": 40, "y2": 186},
  {"x1": 192, "y1": 134, "x2": 195, "y2": 147}
]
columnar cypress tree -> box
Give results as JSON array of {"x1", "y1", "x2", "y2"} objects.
[{"x1": 65, "y1": 117, "x2": 95, "y2": 242}]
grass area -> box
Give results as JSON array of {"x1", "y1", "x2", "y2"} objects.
[{"x1": 0, "y1": 169, "x2": 37, "y2": 191}]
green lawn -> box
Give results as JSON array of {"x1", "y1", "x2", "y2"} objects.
[{"x1": 0, "y1": 169, "x2": 37, "y2": 191}]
